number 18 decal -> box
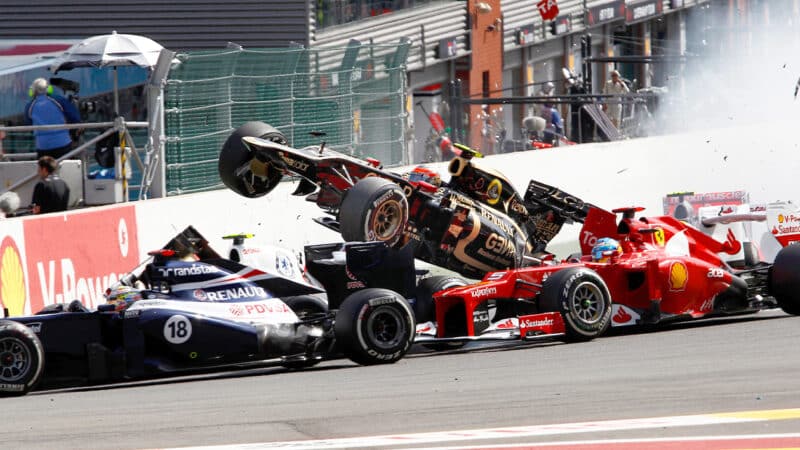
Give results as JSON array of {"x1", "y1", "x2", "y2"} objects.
[{"x1": 164, "y1": 315, "x2": 192, "y2": 344}]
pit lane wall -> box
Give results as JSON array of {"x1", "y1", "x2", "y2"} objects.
[{"x1": 1, "y1": 119, "x2": 797, "y2": 316}]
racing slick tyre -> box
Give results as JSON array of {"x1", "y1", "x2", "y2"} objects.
[
  {"x1": 414, "y1": 276, "x2": 468, "y2": 351},
  {"x1": 219, "y1": 121, "x2": 287, "y2": 198},
  {"x1": 283, "y1": 295, "x2": 329, "y2": 320},
  {"x1": 339, "y1": 177, "x2": 409, "y2": 247},
  {"x1": 414, "y1": 276, "x2": 467, "y2": 323},
  {"x1": 0, "y1": 321, "x2": 44, "y2": 396},
  {"x1": 769, "y1": 244, "x2": 800, "y2": 315},
  {"x1": 540, "y1": 267, "x2": 612, "y2": 342},
  {"x1": 334, "y1": 288, "x2": 415, "y2": 365}
]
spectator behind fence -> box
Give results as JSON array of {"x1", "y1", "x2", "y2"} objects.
[
  {"x1": 538, "y1": 103, "x2": 563, "y2": 144},
  {"x1": 24, "y1": 78, "x2": 81, "y2": 160},
  {"x1": 31, "y1": 156, "x2": 70, "y2": 214},
  {"x1": 603, "y1": 70, "x2": 629, "y2": 129}
]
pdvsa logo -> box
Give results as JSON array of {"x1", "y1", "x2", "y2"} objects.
[{"x1": 0, "y1": 236, "x2": 26, "y2": 316}]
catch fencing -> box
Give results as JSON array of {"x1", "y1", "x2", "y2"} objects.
[{"x1": 164, "y1": 42, "x2": 409, "y2": 195}]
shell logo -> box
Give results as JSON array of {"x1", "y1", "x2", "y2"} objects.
[
  {"x1": 668, "y1": 261, "x2": 688, "y2": 292},
  {"x1": 0, "y1": 236, "x2": 26, "y2": 317},
  {"x1": 778, "y1": 214, "x2": 785, "y2": 223}
]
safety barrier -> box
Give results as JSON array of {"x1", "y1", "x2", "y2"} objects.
[{"x1": 163, "y1": 42, "x2": 409, "y2": 195}]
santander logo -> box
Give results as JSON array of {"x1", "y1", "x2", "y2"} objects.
[
  {"x1": 496, "y1": 318, "x2": 516, "y2": 329},
  {"x1": 613, "y1": 308, "x2": 632, "y2": 323}
]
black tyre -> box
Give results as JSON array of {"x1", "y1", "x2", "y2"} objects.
[
  {"x1": 334, "y1": 288, "x2": 415, "y2": 365},
  {"x1": 414, "y1": 276, "x2": 467, "y2": 323},
  {"x1": 283, "y1": 295, "x2": 329, "y2": 320},
  {"x1": 339, "y1": 177, "x2": 409, "y2": 247},
  {"x1": 218, "y1": 121, "x2": 287, "y2": 198},
  {"x1": 770, "y1": 244, "x2": 800, "y2": 315},
  {"x1": 414, "y1": 276, "x2": 468, "y2": 351},
  {"x1": 0, "y1": 321, "x2": 45, "y2": 396},
  {"x1": 539, "y1": 267, "x2": 612, "y2": 341}
]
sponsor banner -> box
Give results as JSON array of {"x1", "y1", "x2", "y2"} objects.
[
  {"x1": 625, "y1": 0, "x2": 662, "y2": 24},
  {"x1": 767, "y1": 202, "x2": 800, "y2": 247},
  {"x1": 127, "y1": 298, "x2": 297, "y2": 324},
  {"x1": 549, "y1": 15, "x2": 572, "y2": 36},
  {"x1": 0, "y1": 221, "x2": 29, "y2": 316},
  {"x1": 518, "y1": 312, "x2": 564, "y2": 336},
  {"x1": 586, "y1": 0, "x2": 625, "y2": 27},
  {"x1": 22, "y1": 206, "x2": 140, "y2": 312},
  {"x1": 516, "y1": 23, "x2": 536, "y2": 46},
  {"x1": 437, "y1": 37, "x2": 457, "y2": 60}
]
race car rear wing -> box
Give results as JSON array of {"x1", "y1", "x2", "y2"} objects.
[{"x1": 523, "y1": 179, "x2": 596, "y2": 250}]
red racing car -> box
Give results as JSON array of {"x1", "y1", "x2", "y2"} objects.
[{"x1": 413, "y1": 204, "x2": 800, "y2": 347}]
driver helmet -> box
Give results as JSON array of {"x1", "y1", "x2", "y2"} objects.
[
  {"x1": 408, "y1": 166, "x2": 442, "y2": 187},
  {"x1": 105, "y1": 285, "x2": 143, "y2": 311},
  {"x1": 592, "y1": 237, "x2": 622, "y2": 263}
]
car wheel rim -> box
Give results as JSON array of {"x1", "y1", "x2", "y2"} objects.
[
  {"x1": 0, "y1": 337, "x2": 31, "y2": 382},
  {"x1": 372, "y1": 200, "x2": 403, "y2": 241},
  {"x1": 570, "y1": 282, "x2": 605, "y2": 324},
  {"x1": 366, "y1": 306, "x2": 407, "y2": 350}
]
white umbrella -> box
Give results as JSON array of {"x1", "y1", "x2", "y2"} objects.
[
  {"x1": 49, "y1": 31, "x2": 165, "y2": 114},
  {"x1": 49, "y1": 31, "x2": 163, "y2": 71}
]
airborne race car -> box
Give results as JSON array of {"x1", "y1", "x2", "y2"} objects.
[
  {"x1": 219, "y1": 122, "x2": 589, "y2": 280},
  {"x1": 0, "y1": 228, "x2": 416, "y2": 396},
  {"x1": 414, "y1": 205, "x2": 800, "y2": 346},
  {"x1": 217, "y1": 123, "x2": 800, "y2": 348}
]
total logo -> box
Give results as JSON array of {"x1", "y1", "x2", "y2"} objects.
[
  {"x1": 470, "y1": 286, "x2": 497, "y2": 298},
  {"x1": 581, "y1": 230, "x2": 599, "y2": 247}
]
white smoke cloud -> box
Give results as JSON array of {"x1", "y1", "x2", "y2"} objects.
[{"x1": 655, "y1": 4, "x2": 800, "y2": 134}]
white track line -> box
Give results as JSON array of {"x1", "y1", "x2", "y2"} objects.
[
  {"x1": 409, "y1": 433, "x2": 800, "y2": 450},
  {"x1": 167, "y1": 408, "x2": 800, "y2": 450}
]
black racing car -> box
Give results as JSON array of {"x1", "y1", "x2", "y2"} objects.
[
  {"x1": 0, "y1": 227, "x2": 416, "y2": 396},
  {"x1": 218, "y1": 122, "x2": 591, "y2": 279}
]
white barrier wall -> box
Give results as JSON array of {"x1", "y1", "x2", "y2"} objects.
[{"x1": 1, "y1": 118, "x2": 796, "y2": 315}]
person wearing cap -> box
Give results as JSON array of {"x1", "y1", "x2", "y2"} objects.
[
  {"x1": 23, "y1": 78, "x2": 81, "y2": 160},
  {"x1": 602, "y1": 70, "x2": 629, "y2": 129}
]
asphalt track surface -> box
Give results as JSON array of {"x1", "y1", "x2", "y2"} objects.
[{"x1": 2, "y1": 310, "x2": 800, "y2": 450}]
